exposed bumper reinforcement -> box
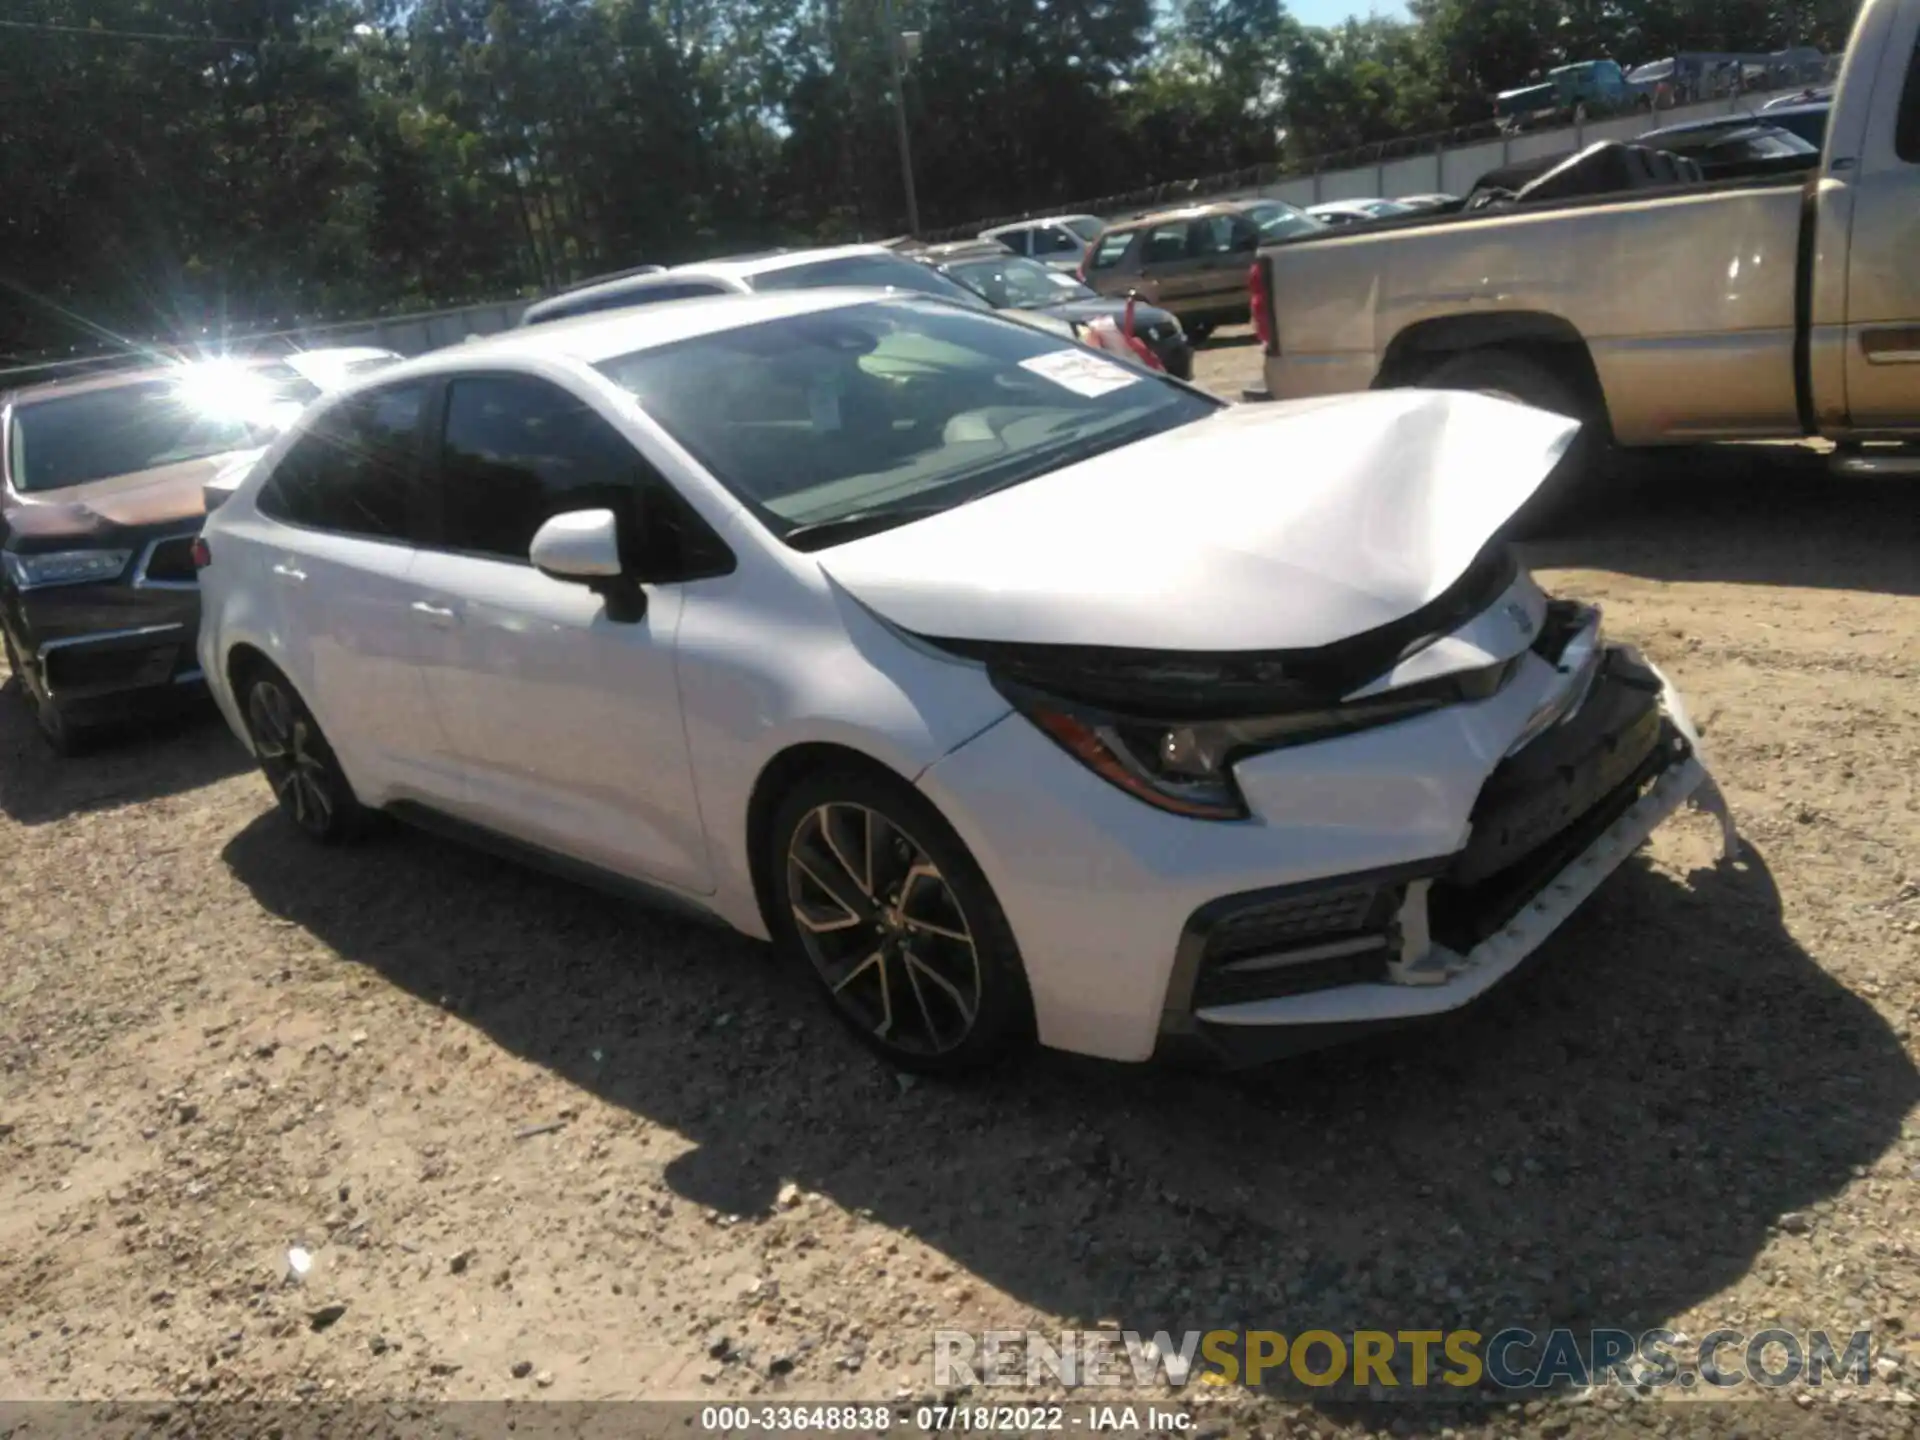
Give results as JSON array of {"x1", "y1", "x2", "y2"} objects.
[{"x1": 1196, "y1": 751, "x2": 1708, "y2": 1032}]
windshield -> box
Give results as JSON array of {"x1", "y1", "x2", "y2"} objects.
[
  {"x1": 746, "y1": 255, "x2": 990, "y2": 309},
  {"x1": 7, "y1": 372, "x2": 282, "y2": 493},
  {"x1": 1361, "y1": 199, "x2": 1414, "y2": 216},
  {"x1": 1244, "y1": 201, "x2": 1325, "y2": 239},
  {"x1": 1061, "y1": 216, "x2": 1105, "y2": 243},
  {"x1": 596, "y1": 300, "x2": 1217, "y2": 548},
  {"x1": 946, "y1": 254, "x2": 1095, "y2": 308}
]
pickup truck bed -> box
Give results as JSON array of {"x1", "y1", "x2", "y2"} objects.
[
  {"x1": 1263, "y1": 167, "x2": 1812, "y2": 445},
  {"x1": 1255, "y1": 0, "x2": 1920, "y2": 458}
]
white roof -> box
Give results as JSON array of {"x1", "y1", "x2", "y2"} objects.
[
  {"x1": 981, "y1": 214, "x2": 1103, "y2": 234},
  {"x1": 673, "y1": 243, "x2": 899, "y2": 282},
  {"x1": 371, "y1": 289, "x2": 910, "y2": 379}
]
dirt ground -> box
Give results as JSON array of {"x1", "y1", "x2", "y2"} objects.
[{"x1": 3, "y1": 332, "x2": 1919, "y2": 1437}]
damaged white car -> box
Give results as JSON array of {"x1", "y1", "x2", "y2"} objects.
[{"x1": 196, "y1": 291, "x2": 1733, "y2": 1072}]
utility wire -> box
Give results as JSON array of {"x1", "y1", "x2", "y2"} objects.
[{"x1": 0, "y1": 17, "x2": 256, "y2": 44}]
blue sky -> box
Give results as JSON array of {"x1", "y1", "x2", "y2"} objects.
[{"x1": 1290, "y1": 0, "x2": 1411, "y2": 24}]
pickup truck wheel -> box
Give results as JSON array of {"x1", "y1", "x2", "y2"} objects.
[{"x1": 1417, "y1": 347, "x2": 1606, "y2": 532}]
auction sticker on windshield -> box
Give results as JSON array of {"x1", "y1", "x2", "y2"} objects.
[{"x1": 1020, "y1": 349, "x2": 1141, "y2": 396}]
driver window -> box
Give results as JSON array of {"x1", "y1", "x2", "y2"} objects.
[{"x1": 434, "y1": 376, "x2": 648, "y2": 563}]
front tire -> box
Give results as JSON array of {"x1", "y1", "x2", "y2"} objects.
[
  {"x1": 768, "y1": 766, "x2": 1035, "y2": 1074},
  {"x1": 240, "y1": 667, "x2": 372, "y2": 843},
  {"x1": 1185, "y1": 321, "x2": 1214, "y2": 345}
]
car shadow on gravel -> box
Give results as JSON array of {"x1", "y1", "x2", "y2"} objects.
[
  {"x1": 1522, "y1": 445, "x2": 1920, "y2": 596},
  {"x1": 0, "y1": 681, "x2": 249, "y2": 826},
  {"x1": 223, "y1": 815, "x2": 1916, "y2": 1407}
]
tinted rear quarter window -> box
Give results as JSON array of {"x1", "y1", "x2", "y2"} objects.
[{"x1": 257, "y1": 383, "x2": 430, "y2": 540}]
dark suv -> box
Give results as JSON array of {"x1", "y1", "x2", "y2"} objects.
[{"x1": 1, "y1": 363, "x2": 290, "y2": 751}]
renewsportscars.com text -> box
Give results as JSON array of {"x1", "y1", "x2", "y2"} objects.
[{"x1": 933, "y1": 1327, "x2": 1878, "y2": 1393}]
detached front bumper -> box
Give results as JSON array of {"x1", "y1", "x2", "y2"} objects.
[{"x1": 1157, "y1": 650, "x2": 1734, "y2": 1068}]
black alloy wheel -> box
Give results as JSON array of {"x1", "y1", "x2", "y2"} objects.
[{"x1": 770, "y1": 769, "x2": 1033, "y2": 1073}]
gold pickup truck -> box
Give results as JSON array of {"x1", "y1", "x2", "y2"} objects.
[{"x1": 1253, "y1": 0, "x2": 1920, "y2": 473}]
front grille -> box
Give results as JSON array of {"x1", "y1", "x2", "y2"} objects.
[
  {"x1": 45, "y1": 641, "x2": 181, "y2": 696},
  {"x1": 141, "y1": 535, "x2": 199, "y2": 585}
]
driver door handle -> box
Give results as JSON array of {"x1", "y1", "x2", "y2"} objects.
[
  {"x1": 271, "y1": 562, "x2": 307, "y2": 582},
  {"x1": 410, "y1": 600, "x2": 460, "y2": 626}
]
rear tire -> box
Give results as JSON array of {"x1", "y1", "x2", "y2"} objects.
[
  {"x1": 768, "y1": 765, "x2": 1035, "y2": 1075},
  {"x1": 1414, "y1": 346, "x2": 1608, "y2": 533},
  {"x1": 237, "y1": 663, "x2": 374, "y2": 844}
]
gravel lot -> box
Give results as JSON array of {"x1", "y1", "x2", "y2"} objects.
[{"x1": 3, "y1": 332, "x2": 1919, "y2": 1437}]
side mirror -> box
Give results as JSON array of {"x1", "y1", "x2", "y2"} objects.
[
  {"x1": 530, "y1": 508, "x2": 647, "y2": 622},
  {"x1": 1233, "y1": 231, "x2": 1259, "y2": 252}
]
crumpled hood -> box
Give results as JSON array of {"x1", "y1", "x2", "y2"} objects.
[
  {"x1": 4, "y1": 451, "x2": 238, "y2": 545},
  {"x1": 816, "y1": 388, "x2": 1578, "y2": 653}
]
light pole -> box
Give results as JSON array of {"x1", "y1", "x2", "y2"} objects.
[{"x1": 881, "y1": 0, "x2": 921, "y2": 236}]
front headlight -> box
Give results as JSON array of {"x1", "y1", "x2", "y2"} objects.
[
  {"x1": 1005, "y1": 686, "x2": 1451, "y2": 822},
  {"x1": 2, "y1": 548, "x2": 133, "y2": 591}
]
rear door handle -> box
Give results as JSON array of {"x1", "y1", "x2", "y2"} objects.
[
  {"x1": 271, "y1": 562, "x2": 307, "y2": 582},
  {"x1": 410, "y1": 600, "x2": 460, "y2": 626}
]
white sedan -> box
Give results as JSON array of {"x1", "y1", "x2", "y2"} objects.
[{"x1": 195, "y1": 291, "x2": 1731, "y2": 1071}]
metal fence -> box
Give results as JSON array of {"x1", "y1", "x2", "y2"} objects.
[
  {"x1": 1, "y1": 297, "x2": 530, "y2": 390},
  {"x1": 926, "y1": 73, "x2": 1835, "y2": 239}
]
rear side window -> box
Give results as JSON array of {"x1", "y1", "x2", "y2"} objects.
[
  {"x1": 430, "y1": 374, "x2": 731, "y2": 578},
  {"x1": 257, "y1": 383, "x2": 430, "y2": 541},
  {"x1": 1897, "y1": 35, "x2": 1920, "y2": 162},
  {"x1": 995, "y1": 229, "x2": 1033, "y2": 256},
  {"x1": 1190, "y1": 215, "x2": 1237, "y2": 256},
  {"x1": 1142, "y1": 224, "x2": 1188, "y2": 264},
  {"x1": 1032, "y1": 226, "x2": 1082, "y2": 256},
  {"x1": 1088, "y1": 230, "x2": 1134, "y2": 270}
]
